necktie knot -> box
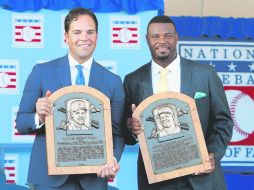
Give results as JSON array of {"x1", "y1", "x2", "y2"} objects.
[
  {"x1": 157, "y1": 68, "x2": 169, "y2": 93},
  {"x1": 75, "y1": 65, "x2": 85, "y2": 85},
  {"x1": 75, "y1": 64, "x2": 83, "y2": 72},
  {"x1": 160, "y1": 68, "x2": 169, "y2": 77}
]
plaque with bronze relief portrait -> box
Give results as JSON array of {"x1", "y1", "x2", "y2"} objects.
[
  {"x1": 133, "y1": 92, "x2": 212, "y2": 184},
  {"x1": 45, "y1": 85, "x2": 113, "y2": 175}
]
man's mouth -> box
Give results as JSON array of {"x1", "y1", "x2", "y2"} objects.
[
  {"x1": 78, "y1": 44, "x2": 90, "y2": 47},
  {"x1": 156, "y1": 46, "x2": 169, "y2": 52}
]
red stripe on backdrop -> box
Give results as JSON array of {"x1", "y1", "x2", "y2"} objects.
[
  {"x1": 113, "y1": 27, "x2": 137, "y2": 31},
  {"x1": 15, "y1": 39, "x2": 41, "y2": 42},
  {"x1": 113, "y1": 40, "x2": 137, "y2": 43},
  {"x1": 5, "y1": 167, "x2": 15, "y2": 170},
  {"x1": 4, "y1": 72, "x2": 16, "y2": 75},
  {"x1": 6, "y1": 85, "x2": 16, "y2": 88},
  {"x1": 15, "y1": 26, "x2": 24, "y2": 29},
  {"x1": 224, "y1": 86, "x2": 254, "y2": 99},
  {"x1": 6, "y1": 180, "x2": 15, "y2": 184}
]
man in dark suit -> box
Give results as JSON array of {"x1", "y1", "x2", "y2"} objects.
[
  {"x1": 16, "y1": 8, "x2": 125, "y2": 190},
  {"x1": 123, "y1": 15, "x2": 233, "y2": 190}
]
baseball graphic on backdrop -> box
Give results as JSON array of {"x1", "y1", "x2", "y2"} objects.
[
  {"x1": 119, "y1": 28, "x2": 131, "y2": 43},
  {"x1": 0, "y1": 72, "x2": 10, "y2": 88},
  {"x1": 226, "y1": 90, "x2": 254, "y2": 142},
  {"x1": 22, "y1": 26, "x2": 35, "y2": 42}
]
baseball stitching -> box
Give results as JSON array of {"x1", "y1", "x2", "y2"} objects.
[{"x1": 229, "y1": 92, "x2": 249, "y2": 138}]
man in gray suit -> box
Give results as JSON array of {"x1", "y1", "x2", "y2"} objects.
[{"x1": 123, "y1": 15, "x2": 233, "y2": 190}]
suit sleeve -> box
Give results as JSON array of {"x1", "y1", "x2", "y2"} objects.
[
  {"x1": 16, "y1": 64, "x2": 43, "y2": 134},
  {"x1": 111, "y1": 76, "x2": 125, "y2": 161},
  {"x1": 206, "y1": 68, "x2": 233, "y2": 162}
]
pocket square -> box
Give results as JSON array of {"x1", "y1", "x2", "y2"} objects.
[{"x1": 194, "y1": 92, "x2": 206, "y2": 99}]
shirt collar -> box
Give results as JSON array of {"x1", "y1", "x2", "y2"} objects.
[
  {"x1": 151, "y1": 54, "x2": 180, "y2": 74},
  {"x1": 68, "y1": 53, "x2": 93, "y2": 70}
]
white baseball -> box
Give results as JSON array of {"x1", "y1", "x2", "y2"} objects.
[
  {"x1": 226, "y1": 90, "x2": 254, "y2": 142},
  {"x1": 22, "y1": 26, "x2": 35, "y2": 42},
  {"x1": 119, "y1": 28, "x2": 131, "y2": 43},
  {"x1": 0, "y1": 72, "x2": 10, "y2": 87}
]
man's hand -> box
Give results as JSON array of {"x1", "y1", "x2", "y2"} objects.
[
  {"x1": 36, "y1": 90, "x2": 53, "y2": 123},
  {"x1": 97, "y1": 159, "x2": 120, "y2": 179},
  {"x1": 127, "y1": 104, "x2": 144, "y2": 136},
  {"x1": 204, "y1": 153, "x2": 215, "y2": 173},
  {"x1": 194, "y1": 153, "x2": 215, "y2": 175}
]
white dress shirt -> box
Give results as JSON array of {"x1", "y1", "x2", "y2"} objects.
[
  {"x1": 68, "y1": 53, "x2": 93, "y2": 86},
  {"x1": 151, "y1": 54, "x2": 181, "y2": 94}
]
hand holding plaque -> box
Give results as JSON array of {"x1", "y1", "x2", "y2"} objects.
[{"x1": 132, "y1": 92, "x2": 212, "y2": 184}]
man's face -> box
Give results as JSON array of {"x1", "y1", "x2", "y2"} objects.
[
  {"x1": 65, "y1": 15, "x2": 97, "y2": 63},
  {"x1": 146, "y1": 23, "x2": 178, "y2": 66},
  {"x1": 159, "y1": 111, "x2": 174, "y2": 129},
  {"x1": 72, "y1": 109, "x2": 87, "y2": 125}
]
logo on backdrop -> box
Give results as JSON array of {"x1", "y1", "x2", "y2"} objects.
[
  {"x1": 12, "y1": 14, "x2": 44, "y2": 48},
  {"x1": 226, "y1": 89, "x2": 254, "y2": 143},
  {"x1": 12, "y1": 106, "x2": 35, "y2": 143},
  {"x1": 110, "y1": 16, "x2": 140, "y2": 49},
  {"x1": 0, "y1": 60, "x2": 19, "y2": 94},
  {"x1": 4, "y1": 154, "x2": 18, "y2": 184},
  {"x1": 98, "y1": 60, "x2": 117, "y2": 74},
  {"x1": 178, "y1": 40, "x2": 254, "y2": 168}
]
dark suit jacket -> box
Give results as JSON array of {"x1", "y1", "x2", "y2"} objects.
[
  {"x1": 123, "y1": 57, "x2": 233, "y2": 190},
  {"x1": 16, "y1": 55, "x2": 125, "y2": 190}
]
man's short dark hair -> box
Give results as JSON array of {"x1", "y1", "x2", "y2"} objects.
[
  {"x1": 64, "y1": 7, "x2": 98, "y2": 33},
  {"x1": 147, "y1": 15, "x2": 176, "y2": 33}
]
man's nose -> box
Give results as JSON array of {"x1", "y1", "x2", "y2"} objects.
[
  {"x1": 157, "y1": 35, "x2": 167, "y2": 44},
  {"x1": 80, "y1": 32, "x2": 89, "y2": 41}
]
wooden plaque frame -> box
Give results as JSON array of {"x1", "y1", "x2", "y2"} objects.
[
  {"x1": 45, "y1": 85, "x2": 113, "y2": 175},
  {"x1": 133, "y1": 92, "x2": 212, "y2": 184}
]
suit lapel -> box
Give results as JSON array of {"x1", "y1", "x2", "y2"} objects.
[
  {"x1": 142, "y1": 63, "x2": 153, "y2": 97},
  {"x1": 140, "y1": 63, "x2": 153, "y2": 99},
  {"x1": 88, "y1": 61, "x2": 103, "y2": 89},
  {"x1": 180, "y1": 58, "x2": 192, "y2": 96},
  {"x1": 56, "y1": 55, "x2": 72, "y2": 87}
]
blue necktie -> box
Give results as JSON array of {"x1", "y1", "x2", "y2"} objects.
[{"x1": 75, "y1": 65, "x2": 85, "y2": 85}]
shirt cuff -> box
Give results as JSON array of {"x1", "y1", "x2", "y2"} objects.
[
  {"x1": 34, "y1": 113, "x2": 45, "y2": 129},
  {"x1": 131, "y1": 133, "x2": 139, "y2": 143}
]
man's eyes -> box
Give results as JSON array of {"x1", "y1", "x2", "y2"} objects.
[
  {"x1": 72, "y1": 30, "x2": 96, "y2": 35},
  {"x1": 152, "y1": 34, "x2": 174, "y2": 40},
  {"x1": 73, "y1": 30, "x2": 81, "y2": 34},
  {"x1": 87, "y1": 30, "x2": 96, "y2": 35}
]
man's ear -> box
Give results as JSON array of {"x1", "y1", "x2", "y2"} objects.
[
  {"x1": 175, "y1": 32, "x2": 179, "y2": 41},
  {"x1": 145, "y1": 34, "x2": 148, "y2": 43},
  {"x1": 64, "y1": 32, "x2": 68, "y2": 44}
]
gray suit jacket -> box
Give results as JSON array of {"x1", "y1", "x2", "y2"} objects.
[{"x1": 123, "y1": 57, "x2": 233, "y2": 190}]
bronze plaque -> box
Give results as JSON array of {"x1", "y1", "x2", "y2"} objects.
[
  {"x1": 45, "y1": 85, "x2": 113, "y2": 175},
  {"x1": 133, "y1": 92, "x2": 211, "y2": 184}
]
